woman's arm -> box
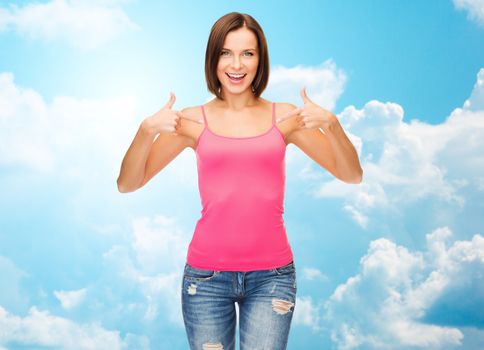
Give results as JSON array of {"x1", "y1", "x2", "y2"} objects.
[
  {"x1": 116, "y1": 93, "x2": 200, "y2": 193},
  {"x1": 286, "y1": 111, "x2": 362, "y2": 184},
  {"x1": 280, "y1": 88, "x2": 363, "y2": 184},
  {"x1": 318, "y1": 114, "x2": 362, "y2": 183},
  {"x1": 116, "y1": 120, "x2": 158, "y2": 193}
]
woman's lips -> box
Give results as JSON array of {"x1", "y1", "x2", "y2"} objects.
[{"x1": 226, "y1": 73, "x2": 246, "y2": 84}]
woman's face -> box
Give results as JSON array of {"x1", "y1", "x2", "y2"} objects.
[{"x1": 216, "y1": 26, "x2": 259, "y2": 97}]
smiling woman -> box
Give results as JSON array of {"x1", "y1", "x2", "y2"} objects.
[
  {"x1": 116, "y1": 10, "x2": 362, "y2": 350},
  {"x1": 204, "y1": 12, "x2": 269, "y2": 101}
]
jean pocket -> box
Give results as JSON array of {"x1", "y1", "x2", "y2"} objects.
[
  {"x1": 183, "y1": 263, "x2": 220, "y2": 282},
  {"x1": 273, "y1": 261, "x2": 296, "y2": 275}
]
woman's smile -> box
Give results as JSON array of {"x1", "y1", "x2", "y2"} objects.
[{"x1": 226, "y1": 72, "x2": 247, "y2": 84}]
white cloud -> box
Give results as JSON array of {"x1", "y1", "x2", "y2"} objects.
[
  {"x1": 101, "y1": 214, "x2": 191, "y2": 325},
  {"x1": 453, "y1": 0, "x2": 484, "y2": 27},
  {"x1": 128, "y1": 215, "x2": 192, "y2": 324},
  {"x1": 0, "y1": 71, "x2": 138, "y2": 175},
  {"x1": 0, "y1": 305, "x2": 149, "y2": 349},
  {"x1": 311, "y1": 68, "x2": 484, "y2": 227},
  {"x1": 0, "y1": 71, "x2": 197, "y2": 195},
  {"x1": 463, "y1": 64, "x2": 484, "y2": 110},
  {"x1": 301, "y1": 266, "x2": 329, "y2": 282},
  {"x1": 265, "y1": 65, "x2": 484, "y2": 230},
  {"x1": 0, "y1": 0, "x2": 139, "y2": 50},
  {"x1": 131, "y1": 215, "x2": 189, "y2": 275},
  {"x1": 343, "y1": 204, "x2": 369, "y2": 229},
  {"x1": 0, "y1": 72, "x2": 198, "y2": 336},
  {"x1": 323, "y1": 227, "x2": 484, "y2": 349},
  {"x1": 293, "y1": 296, "x2": 323, "y2": 332},
  {"x1": 54, "y1": 288, "x2": 87, "y2": 310},
  {"x1": 268, "y1": 58, "x2": 347, "y2": 112}
]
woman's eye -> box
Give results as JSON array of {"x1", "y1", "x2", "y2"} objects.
[{"x1": 220, "y1": 51, "x2": 253, "y2": 56}]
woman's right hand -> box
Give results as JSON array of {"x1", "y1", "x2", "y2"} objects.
[{"x1": 143, "y1": 92, "x2": 202, "y2": 135}]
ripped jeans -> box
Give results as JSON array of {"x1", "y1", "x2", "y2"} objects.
[{"x1": 181, "y1": 261, "x2": 297, "y2": 350}]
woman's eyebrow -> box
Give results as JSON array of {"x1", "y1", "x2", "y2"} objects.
[{"x1": 221, "y1": 47, "x2": 257, "y2": 51}]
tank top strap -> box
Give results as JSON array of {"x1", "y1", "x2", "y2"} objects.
[
  {"x1": 200, "y1": 105, "x2": 208, "y2": 125},
  {"x1": 272, "y1": 102, "x2": 276, "y2": 126}
]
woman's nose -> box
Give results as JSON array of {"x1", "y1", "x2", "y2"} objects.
[{"x1": 231, "y1": 57, "x2": 242, "y2": 69}]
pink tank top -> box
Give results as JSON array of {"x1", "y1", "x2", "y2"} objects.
[{"x1": 185, "y1": 102, "x2": 294, "y2": 271}]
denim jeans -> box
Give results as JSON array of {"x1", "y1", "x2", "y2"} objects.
[{"x1": 181, "y1": 260, "x2": 297, "y2": 350}]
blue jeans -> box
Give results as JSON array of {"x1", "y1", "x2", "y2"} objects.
[{"x1": 181, "y1": 260, "x2": 298, "y2": 350}]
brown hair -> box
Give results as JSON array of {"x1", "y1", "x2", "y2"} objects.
[{"x1": 205, "y1": 12, "x2": 270, "y2": 100}]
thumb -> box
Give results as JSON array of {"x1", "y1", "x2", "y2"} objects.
[
  {"x1": 300, "y1": 87, "x2": 313, "y2": 105},
  {"x1": 163, "y1": 92, "x2": 176, "y2": 109}
]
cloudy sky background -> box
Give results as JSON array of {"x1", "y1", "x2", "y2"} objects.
[{"x1": 1, "y1": 0, "x2": 483, "y2": 349}]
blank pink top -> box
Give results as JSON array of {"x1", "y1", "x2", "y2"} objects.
[{"x1": 185, "y1": 102, "x2": 294, "y2": 271}]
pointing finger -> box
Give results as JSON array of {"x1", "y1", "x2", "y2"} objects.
[
  {"x1": 275, "y1": 106, "x2": 303, "y2": 123},
  {"x1": 176, "y1": 111, "x2": 204, "y2": 124}
]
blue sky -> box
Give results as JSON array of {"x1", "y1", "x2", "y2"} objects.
[{"x1": 0, "y1": 0, "x2": 483, "y2": 349}]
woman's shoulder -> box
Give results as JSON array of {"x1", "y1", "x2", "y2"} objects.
[
  {"x1": 258, "y1": 97, "x2": 295, "y2": 109},
  {"x1": 274, "y1": 101, "x2": 298, "y2": 113},
  {"x1": 179, "y1": 99, "x2": 218, "y2": 116},
  {"x1": 176, "y1": 104, "x2": 205, "y2": 144},
  {"x1": 179, "y1": 104, "x2": 203, "y2": 117}
]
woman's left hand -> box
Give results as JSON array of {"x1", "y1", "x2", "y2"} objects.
[{"x1": 296, "y1": 87, "x2": 337, "y2": 132}]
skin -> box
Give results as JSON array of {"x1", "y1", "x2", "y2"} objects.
[{"x1": 117, "y1": 25, "x2": 362, "y2": 193}]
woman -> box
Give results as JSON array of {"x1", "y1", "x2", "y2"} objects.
[{"x1": 117, "y1": 11, "x2": 362, "y2": 350}]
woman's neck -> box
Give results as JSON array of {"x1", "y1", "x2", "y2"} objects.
[{"x1": 217, "y1": 89, "x2": 259, "y2": 111}]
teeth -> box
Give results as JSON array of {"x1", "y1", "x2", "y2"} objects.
[{"x1": 228, "y1": 73, "x2": 246, "y2": 78}]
